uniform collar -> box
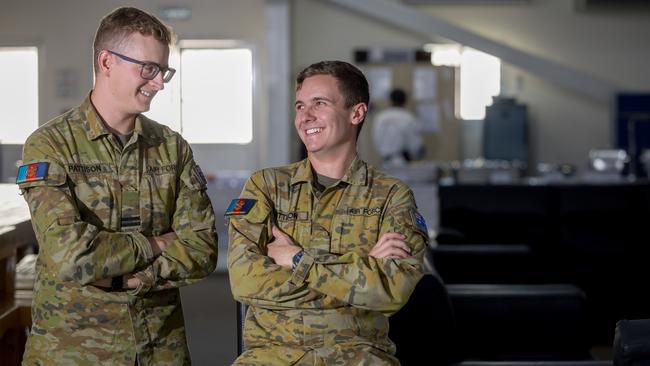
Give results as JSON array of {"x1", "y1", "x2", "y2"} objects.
[
  {"x1": 340, "y1": 156, "x2": 368, "y2": 186},
  {"x1": 135, "y1": 114, "x2": 166, "y2": 145},
  {"x1": 290, "y1": 156, "x2": 368, "y2": 186},
  {"x1": 81, "y1": 91, "x2": 164, "y2": 145},
  {"x1": 81, "y1": 93, "x2": 111, "y2": 141},
  {"x1": 290, "y1": 159, "x2": 313, "y2": 185}
]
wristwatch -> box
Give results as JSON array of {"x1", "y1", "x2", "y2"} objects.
[
  {"x1": 111, "y1": 276, "x2": 123, "y2": 291},
  {"x1": 292, "y1": 250, "x2": 305, "y2": 271}
]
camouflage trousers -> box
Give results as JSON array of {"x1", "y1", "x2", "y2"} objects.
[{"x1": 232, "y1": 344, "x2": 400, "y2": 366}]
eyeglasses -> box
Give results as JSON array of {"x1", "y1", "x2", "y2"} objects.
[{"x1": 108, "y1": 50, "x2": 176, "y2": 83}]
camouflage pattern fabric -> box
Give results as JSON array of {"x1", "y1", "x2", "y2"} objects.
[
  {"x1": 228, "y1": 158, "x2": 427, "y2": 365},
  {"x1": 18, "y1": 94, "x2": 218, "y2": 365}
]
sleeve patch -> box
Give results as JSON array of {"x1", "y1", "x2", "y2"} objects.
[
  {"x1": 225, "y1": 198, "x2": 257, "y2": 217},
  {"x1": 16, "y1": 162, "x2": 49, "y2": 184},
  {"x1": 412, "y1": 210, "x2": 428, "y2": 236}
]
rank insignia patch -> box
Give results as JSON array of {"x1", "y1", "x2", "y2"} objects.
[
  {"x1": 225, "y1": 198, "x2": 257, "y2": 217},
  {"x1": 16, "y1": 162, "x2": 49, "y2": 184}
]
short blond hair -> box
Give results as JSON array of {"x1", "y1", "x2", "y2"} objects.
[{"x1": 92, "y1": 7, "x2": 175, "y2": 74}]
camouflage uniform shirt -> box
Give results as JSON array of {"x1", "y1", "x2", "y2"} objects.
[
  {"x1": 228, "y1": 158, "x2": 427, "y2": 365},
  {"x1": 18, "y1": 94, "x2": 218, "y2": 365}
]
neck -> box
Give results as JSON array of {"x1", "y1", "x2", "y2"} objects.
[
  {"x1": 90, "y1": 87, "x2": 136, "y2": 135},
  {"x1": 308, "y1": 149, "x2": 357, "y2": 179}
]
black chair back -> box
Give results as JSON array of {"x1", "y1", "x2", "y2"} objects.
[{"x1": 389, "y1": 272, "x2": 458, "y2": 366}]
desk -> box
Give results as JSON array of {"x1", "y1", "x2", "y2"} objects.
[{"x1": 0, "y1": 183, "x2": 34, "y2": 365}]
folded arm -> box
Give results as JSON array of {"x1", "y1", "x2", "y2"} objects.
[
  {"x1": 227, "y1": 174, "x2": 327, "y2": 309},
  {"x1": 19, "y1": 136, "x2": 154, "y2": 285},
  {"x1": 292, "y1": 185, "x2": 427, "y2": 315},
  {"x1": 128, "y1": 144, "x2": 218, "y2": 296}
]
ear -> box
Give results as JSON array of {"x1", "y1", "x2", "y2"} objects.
[
  {"x1": 97, "y1": 50, "x2": 113, "y2": 76},
  {"x1": 350, "y1": 103, "x2": 368, "y2": 126}
]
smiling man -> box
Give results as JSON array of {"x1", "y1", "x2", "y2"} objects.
[
  {"x1": 228, "y1": 61, "x2": 427, "y2": 365},
  {"x1": 17, "y1": 7, "x2": 217, "y2": 365}
]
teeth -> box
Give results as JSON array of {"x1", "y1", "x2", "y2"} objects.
[
  {"x1": 306, "y1": 128, "x2": 322, "y2": 135},
  {"x1": 140, "y1": 90, "x2": 152, "y2": 97}
]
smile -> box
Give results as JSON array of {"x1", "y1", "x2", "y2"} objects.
[
  {"x1": 139, "y1": 89, "x2": 153, "y2": 98},
  {"x1": 306, "y1": 128, "x2": 323, "y2": 135}
]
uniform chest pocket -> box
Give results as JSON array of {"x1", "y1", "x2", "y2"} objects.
[
  {"x1": 140, "y1": 173, "x2": 177, "y2": 235},
  {"x1": 335, "y1": 213, "x2": 381, "y2": 254},
  {"x1": 71, "y1": 174, "x2": 116, "y2": 228},
  {"x1": 276, "y1": 211, "x2": 310, "y2": 248}
]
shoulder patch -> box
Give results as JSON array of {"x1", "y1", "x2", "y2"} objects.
[
  {"x1": 225, "y1": 198, "x2": 257, "y2": 217},
  {"x1": 412, "y1": 210, "x2": 428, "y2": 236},
  {"x1": 16, "y1": 162, "x2": 49, "y2": 184}
]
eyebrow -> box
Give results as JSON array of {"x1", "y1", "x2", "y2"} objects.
[
  {"x1": 295, "y1": 96, "x2": 333, "y2": 106},
  {"x1": 313, "y1": 96, "x2": 333, "y2": 103}
]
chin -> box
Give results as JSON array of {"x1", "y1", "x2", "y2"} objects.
[
  {"x1": 136, "y1": 102, "x2": 151, "y2": 113},
  {"x1": 305, "y1": 146, "x2": 324, "y2": 154}
]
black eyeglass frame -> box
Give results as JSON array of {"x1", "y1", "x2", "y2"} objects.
[{"x1": 108, "y1": 50, "x2": 176, "y2": 83}]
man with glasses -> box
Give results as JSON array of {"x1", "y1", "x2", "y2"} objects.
[{"x1": 17, "y1": 7, "x2": 217, "y2": 365}]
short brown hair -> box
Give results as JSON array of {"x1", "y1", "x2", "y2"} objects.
[
  {"x1": 92, "y1": 7, "x2": 174, "y2": 73},
  {"x1": 296, "y1": 61, "x2": 369, "y2": 137}
]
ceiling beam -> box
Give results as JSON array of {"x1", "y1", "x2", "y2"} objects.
[{"x1": 323, "y1": 0, "x2": 616, "y2": 103}]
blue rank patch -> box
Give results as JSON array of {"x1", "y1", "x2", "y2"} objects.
[
  {"x1": 225, "y1": 198, "x2": 257, "y2": 217},
  {"x1": 412, "y1": 210, "x2": 428, "y2": 235},
  {"x1": 16, "y1": 162, "x2": 49, "y2": 184}
]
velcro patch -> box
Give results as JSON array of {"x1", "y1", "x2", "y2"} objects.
[
  {"x1": 278, "y1": 211, "x2": 309, "y2": 221},
  {"x1": 225, "y1": 198, "x2": 257, "y2": 217},
  {"x1": 121, "y1": 216, "x2": 141, "y2": 228},
  {"x1": 412, "y1": 210, "x2": 428, "y2": 236},
  {"x1": 16, "y1": 162, "x2": 49, "y2": 184}
]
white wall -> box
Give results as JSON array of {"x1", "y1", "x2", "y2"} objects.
[{"x1": 417, "y1": 1, "x2": 650, "y2": 90}]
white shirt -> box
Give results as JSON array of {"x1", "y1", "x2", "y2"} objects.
[{"x1": 372, "y1": 107, "x2": 424, "y2": 166}]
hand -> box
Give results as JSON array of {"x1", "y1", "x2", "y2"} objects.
[
  {"x1": 148, "y1": 231, "x2": 178, "y2": 256},
  {"x1": 124, "y1": 275, "x2": 141, "y2": 289},
  {"x1": 267, "y1": 226, "x2": 302, "y2": 267},
  {"x1": 369, "y1": 232, "x2": 411, "y2": 259}
]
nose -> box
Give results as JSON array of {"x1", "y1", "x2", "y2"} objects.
[
  {"x1": 149, "y1": 71, "x2": 165, "y2": 90},
  {"x1": 297, "y1": 105, "x2": 315, "y2": 124}
]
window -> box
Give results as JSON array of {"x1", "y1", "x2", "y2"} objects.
[
  {"x1": 459, "y1": 48, "x2": 500, "y2": 120},
  {"x1": 146, "y1": 41, "x2": 253, "y2": 144},
  {"x1": 0, "y1": 47, "x2": 38, "y2": 144},
  {"x1": 428, "y1": 44, "x2": 501, "y2": 120}
]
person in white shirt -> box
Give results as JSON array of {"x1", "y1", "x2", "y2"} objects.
[{"x1": 372, "y1": 88, "x2": 424, "y2": 167}]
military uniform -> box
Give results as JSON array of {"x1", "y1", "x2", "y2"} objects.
[
  {"x1": 228, "y1": 158, "x2": 427, "y2": 365},
  {"x1": 17, "y1": 94, "x2": 218, "y2": 365}
]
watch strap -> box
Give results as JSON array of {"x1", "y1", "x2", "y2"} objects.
[
  {"x1": 111, "y1": 276, "x2": 123, "y2": 291},
  {"x1": 292, "y1": 250, "x2": 305, "y2": 271}
]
